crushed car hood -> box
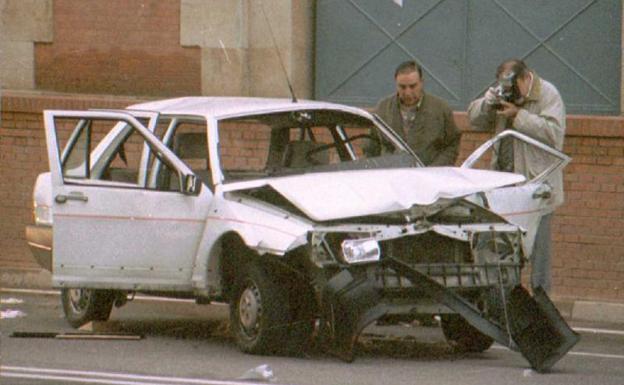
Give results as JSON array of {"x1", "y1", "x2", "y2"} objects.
[{"x1": 224, "y1": 167, "x2": 525, "y2": 221}]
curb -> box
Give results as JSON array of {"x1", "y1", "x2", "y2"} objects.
[
  {"x1": 1, "y1": 267, "x2": 622, "y2": 325},
  {"x1": 0, "y1": 267, "x2": 53, "y2": 291}
]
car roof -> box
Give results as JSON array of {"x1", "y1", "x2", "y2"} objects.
[{"x1": 127, "y1": 97, "x2": 371, "y2": 120}]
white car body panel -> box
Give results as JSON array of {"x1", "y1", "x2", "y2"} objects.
[
  {"x1": 52, "y1": 186, "x2": 210, "y2": 289},
  {"x1": 482, "y1": 183, "x2": 547, "y2": 254},
  {"x1": 192, "y1": 191, "x2": 312, "y2": 292},
  {"x1": 462, "y1": 130, "x2": 570, "y2": 254},
  {"x1": 44, "y1": 111, "x2": 211, "y2": 290},
  {"x1": 127, "y1": 97, "x2": 371, "y2": 121},
  {"x1": 223, "y1": 168, "x2": 525, "y2": 222}
]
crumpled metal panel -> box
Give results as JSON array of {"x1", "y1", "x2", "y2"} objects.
[{"x1": 247, "y1": 167, "x2": 525, "y2": 221}]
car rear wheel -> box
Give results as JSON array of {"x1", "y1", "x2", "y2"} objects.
[
  {"x1": 230, "y1": 262, "x2": 312, "y2": 355},
  {"x1": 61, "y1": 288, "x2": 115, "y2": 328},
  {"x1": 441, "y1": 314, "x2": 494, "y2": 352}
]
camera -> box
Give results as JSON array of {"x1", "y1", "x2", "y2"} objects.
[{"x1": 491, "y1": 71, "x2": 520, "y2": 109}]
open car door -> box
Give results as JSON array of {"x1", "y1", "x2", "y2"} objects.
[
  {"x1": 44, "y1": 110, "x2": 211, "y2": 291},
  {"x1": 461, "y1": 130, "x2": 570, "y2": 254}
]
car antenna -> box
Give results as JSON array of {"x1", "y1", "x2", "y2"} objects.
[{"x1": 260, "y1": 0, "x2": 298, "y2": 103}]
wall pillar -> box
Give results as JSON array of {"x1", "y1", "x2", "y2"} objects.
[
  {"x1": 180, "y1": 0, "x2": 313, "y2": 98},
  {"x1": 0, "y1": 0, "x2": 53, "y2": 89}
]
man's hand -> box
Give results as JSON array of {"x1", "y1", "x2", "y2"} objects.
[
  {"x1": 496, "y1": 100, "x2": 520, "y2": 119},
  {"x1": 484, "y1": 87, "x2": 498, "y2": 105}
]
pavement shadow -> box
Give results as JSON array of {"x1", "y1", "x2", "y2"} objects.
[{"x1": 92, "y1": 318, "x2": 232, "y2": 342}]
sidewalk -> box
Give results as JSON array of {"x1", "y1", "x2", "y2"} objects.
[{"x1": 2, "y1": 266, "x2": 623, "y2": 325}]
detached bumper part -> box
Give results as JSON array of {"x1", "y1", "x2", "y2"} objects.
[
  {"x1": 322, "y1": 269, "x2": 387, "y2": 362},
  {"x1": 507, "y1": 285, "x2": 580, "y2": 372},
  {"x1": 323, "y1": 258, "x2": 579, "y2": 371},
  {"x1": 25, "y1": 225, "x2": 53, "y2": 271}
]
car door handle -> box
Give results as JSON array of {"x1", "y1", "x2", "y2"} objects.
[
  {"x1": 55, "y1": 192, "x2": 88, "y2": 204},
  {"x1": 532, "y1": 190, "x2": 551, "y2": 200}
]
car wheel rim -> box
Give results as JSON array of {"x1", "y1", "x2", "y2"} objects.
[
  {"x1": 68, "y1": 289, "x2": 91, "y2": 315},
  {"x1": 238, "y1": 283, "x2": 262, "y2": 338}
]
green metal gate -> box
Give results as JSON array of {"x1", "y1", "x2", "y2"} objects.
[{"x1": 315, "y1": 0, "x2": 621, "y2": 115}]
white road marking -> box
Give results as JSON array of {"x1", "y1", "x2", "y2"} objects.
[
  {"x1": 1, "y1": 288, "x2": 59, "y2": 295},
  {"x1": 568, "y1": 351, "x2": 624, "y2": 360},
  {"x1": 491, "y1": 345, "x2": 624, "y2": 360},
  {"x1": 1, "y1": 372, "x2": 167, "y2": 385},
  {"x1": 573, "y1": 327, "x2": 624, "y2": 336},
  {"x1": 0, "y1": 366, "x2": 283, "y2": 385}
]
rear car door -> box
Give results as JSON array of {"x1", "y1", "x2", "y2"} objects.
[
  {"x1": 44, "y1": 110, "x2": 211, "y2": 291},
  {"x1": 461, "y1": 130, "x2": 570, "y2": 254}
]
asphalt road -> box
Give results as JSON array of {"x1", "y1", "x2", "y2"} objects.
[{"x1": 2, "y1": 289, "x2": 624, "y2": 385}]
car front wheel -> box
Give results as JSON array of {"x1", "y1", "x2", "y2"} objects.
[
  {"x1": 230, "y1": 262, "x2": 292, "y2": 355},
  {"x1": 61, "y1": 288, "x2": 116, "y2": 328}
]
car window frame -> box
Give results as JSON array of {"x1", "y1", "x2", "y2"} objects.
[{"x1": 44, "y1": 110, "x2": 196, "y2": 193}]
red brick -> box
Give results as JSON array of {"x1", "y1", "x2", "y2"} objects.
[{"x1": 34, "y1": 0, "x2": 201, "y2": 96}]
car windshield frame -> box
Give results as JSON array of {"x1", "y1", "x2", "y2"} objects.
[{"x1": 215, "y1": 108, "x2": 423, "y2": 183}]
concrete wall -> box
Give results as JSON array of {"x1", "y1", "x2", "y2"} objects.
[
  {"x1": 0, "y1": 0, "x2": 313, "y2": 98},
  {"x1": 2, "y1": 91, "x2": 624, "y2": 303},
  {"x1": 180, "y1": 0, "x2": 314, "y2": 98},
  {"x1": 0, "y1": 0, "x2": 53, "y2": 89}
]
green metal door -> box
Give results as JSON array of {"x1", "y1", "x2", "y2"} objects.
[{"x1": 315, "y1": 0, "x2": 621, "y2": 115}]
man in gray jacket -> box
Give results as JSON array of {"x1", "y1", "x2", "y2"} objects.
[
  {"x1": 375, "y1": 61, "x2": 460, "y2": 166},
  {"x1": 467, "y1": 59, "x2": 566, "y2": 293}
]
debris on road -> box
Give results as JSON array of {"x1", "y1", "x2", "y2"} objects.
[
  {"x1": 238, "y1": 364, "x2": 275, "y2": 382},
  {"x1": 0, "y1": 309, "x2": 26, "y2": 319},
  {"x1": 10, "y1": 331, "x2": 143, "y2": 340}
]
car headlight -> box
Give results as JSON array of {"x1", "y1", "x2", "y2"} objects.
[{"x1": 341, "y1": 238, "x2": 380, "y2": 264}]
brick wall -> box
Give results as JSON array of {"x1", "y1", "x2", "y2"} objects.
[
  {"x1": 35, "y1": 0, "x2": 201, "y2": 96},
  {"x1": 1, "y1": 91, "x2": 623, "y2": 303},
  {"x1": 552, "y1": 118, "x2": 624, "y2": 301}
]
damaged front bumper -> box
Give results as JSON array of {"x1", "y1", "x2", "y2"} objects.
[
  {"x1": 322, "y1": 257, "x2": 579, "y2": 372},
  {"x1": 25, "y1": 224, "x2": 53, "y2": 271}
]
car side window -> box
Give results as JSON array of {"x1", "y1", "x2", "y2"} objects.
[
  {"x1": 155, "y1": 120, "x2": 211, "y2": 191},
  {"x1": 56, "y1": 117, "x2": 179, "y2": 190}
]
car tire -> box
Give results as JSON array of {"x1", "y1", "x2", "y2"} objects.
[
  {"x1": 441, "y1": 314, "x2": 494, "y2": 353},
  {"x1": 61, "y1": 288, "x2": 116, "y2": 328},
  {"x1": 284, "y1": 280, "x2": 316, "y2": 355},
  {"x1": 230, "y1": 262, "x2": 296, "y2": 355}
]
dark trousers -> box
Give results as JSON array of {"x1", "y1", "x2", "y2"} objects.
[{"x1": 531, "y1": 214, "x2": 553, "y2": 293}]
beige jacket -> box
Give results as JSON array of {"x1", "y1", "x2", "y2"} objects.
[{"x1": 467, "y1": 73, "x2": 566, "y2": 210}]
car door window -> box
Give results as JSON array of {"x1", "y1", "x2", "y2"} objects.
[
  {"x1": 152, "y1": 119, "x2": 211, "y2": 191},
  {"x1": 54, "y1": 116, "x2": 181, "y2": 191},
  {"x1": 461, "y1": 130, "x2": 570, "y2": 184}
]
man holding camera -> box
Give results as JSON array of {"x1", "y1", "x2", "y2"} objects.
[
  {"x1": 374, "y1": 60, "x2": 460, "y2": 166},
  {"x1": 467, "y1": 59, "x2": 566, "y2": 293}
]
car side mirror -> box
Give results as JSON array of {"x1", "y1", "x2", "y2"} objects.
[{"x1": 182, "y1": 174, "x2": 200, "y2": 196}]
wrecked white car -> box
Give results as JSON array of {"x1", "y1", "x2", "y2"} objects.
[{"x1": 27, "y1": 97, "x2": 577, "y2": 371}]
